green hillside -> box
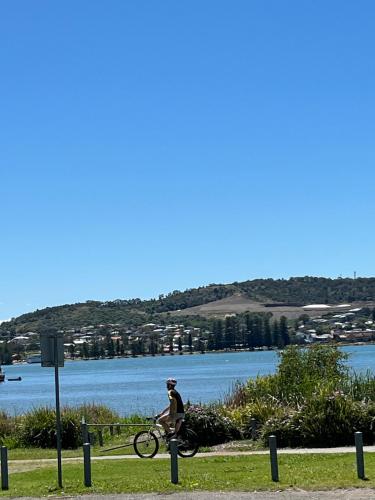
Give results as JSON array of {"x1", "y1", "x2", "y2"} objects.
[{"x1": 1, "y1": 276, "x2": 375, "y2": 335}]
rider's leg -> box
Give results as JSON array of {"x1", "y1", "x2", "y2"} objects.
[
  {"x1": 158, "y1": 414, "x2": 172, "y2": 434},
  {"x1": 174, "y1": 418, "x2": 182, "y2": 435}
]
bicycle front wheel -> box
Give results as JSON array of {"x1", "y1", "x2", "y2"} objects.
[
  {"x1": 177, "y1": 428, "x2": 199, "y2": 458},
  {"x1": 133, "y1": 430, "x2": 159, "y2": 458}
]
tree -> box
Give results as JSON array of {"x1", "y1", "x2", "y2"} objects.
[
  {"x1": 263, "y1": 316, "x2": 272, "y2": 348},
  {"x1": 188, "y1": 332, "x2": 193, "y2": 353},
  {"x1": 207, "y1": 332, "x2": 215, "y2": 351},
  {"x1": 225, "y1": 316, "x2": 235, "y2": 349},
  {"x1": 252, "y1": 315, "x2": 264, "y2": 348},
  {"x1": 279, "y1": 316, "x2": 290, "y2": 347},
  {"x1": 90, "y1": 340, "x2": 100, "y2": 359},
  {"x1": 116, "y1": 339, "x2": 121, "y2": 356},
  {"x1": 68, "y1": 343, "x2": 76, "y2": 360},
  {"x1": 213, "y1": 320, "x2": 223, "y2": 350},
  {"x1": 245, "y1": 313, "x2": 254, "y2": 350},
  {"x1": 198, "y1": 338, "x2": 205, "y2": 353},
  {"x1": 178, "y1": 337, "x2": 183, "y2": 354},
  {"x1": 106, "y1": 337, "x2": 115, "y2": 357},
  {"x1": 272, "y1": 319, "x2": 283, "y2": 349},
  {"x1": 82, "y1": 342, "x2": 89, "y2": 359}
]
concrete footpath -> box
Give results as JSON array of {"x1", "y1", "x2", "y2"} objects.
[{"x1": 7, "y1": 446, "x2": 375, "y2": 474}]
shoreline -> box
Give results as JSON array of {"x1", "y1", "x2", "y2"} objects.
[{"x1": 6, "y1": 340, "x2": 375, "y2": 366}]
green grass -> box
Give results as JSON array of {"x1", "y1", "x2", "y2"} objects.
[{"x1": 3, "y1": 453, "x2": 375, "y2": 497}]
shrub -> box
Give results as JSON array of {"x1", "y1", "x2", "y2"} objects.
[
  {"x1": 0, "y1": 411, "x2": 20, "y2": 446},
  {"x1": 261, "y1": 392, "x2": 375, "y2": 448},
  {"x1": 184, "y1": 405, "x2": 241, "y2": 446},
  {"x1": 19, "y1": 407, "x2": 80, "y2": 449},
  {"x1": 261, "y1": 411, "x2": 303, "y2": 448},
  {"x1": 78, "y1": 404, "x2": 119, "y2": 424}
]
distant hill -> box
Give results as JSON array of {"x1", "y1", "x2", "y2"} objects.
[{"x1": 1, "y1": 276, "x2": 375, "y2": 335}]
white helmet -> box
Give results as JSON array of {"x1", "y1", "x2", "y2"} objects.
[{"x1": 166, "y1": 378, "x2": 177, "y2": 386}]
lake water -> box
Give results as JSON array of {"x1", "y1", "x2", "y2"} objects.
[{"x1": 1, "y1": 345, "x2": 375, "y2": 416}]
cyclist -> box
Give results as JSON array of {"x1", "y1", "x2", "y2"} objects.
[{"x1": 157, "y1": 378, "x2": 185, "y2": 438}]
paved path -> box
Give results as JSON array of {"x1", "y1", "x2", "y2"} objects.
[{"x1": 8, "y1": 445, "x2": 375, "y2": 469}]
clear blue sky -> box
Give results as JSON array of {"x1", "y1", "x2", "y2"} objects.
[{"x1": 1, "y1": 1, "x2": 374, "y2": 320}]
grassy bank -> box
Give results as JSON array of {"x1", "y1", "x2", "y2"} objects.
[{"x1": 3, "y1": 454, "x2": 375, "y2": 496}]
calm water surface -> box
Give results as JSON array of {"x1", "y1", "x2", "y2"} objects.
[{"x1": 0, "y1": 345, "x2": 374, "y2": 416}]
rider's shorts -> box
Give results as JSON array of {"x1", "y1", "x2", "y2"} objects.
[{"x1": 170, "y1": 412, "x2": 185, "y2": 423}]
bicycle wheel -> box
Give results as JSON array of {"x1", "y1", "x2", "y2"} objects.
[
  {"x1": 133, "y1": 430, "x2": 159, "y2": 458},
  {"x1": 177, "y1": 428, "x2": 199, "y2": 458}
]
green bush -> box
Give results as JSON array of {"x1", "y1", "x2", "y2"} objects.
[
  {"x1": 261, "y1": 411, "x2": 303, "y2": 448},
  {"x1": 19, "y1": 407, "x2": 80, "y2": 449},
  {"x1": 184, "y1": 405, "x2": 242, "y2": 446},
  {"x1": 261, "y1": 392, "x2": 375, "y2": 447},
  {"x1": 78, "y1": 403, "x2": 119, "y2": 424},
  {"x1": 0, "y1": 411, "x2": 19, "y2": 446},
  {"x1": 19, "y1": 404, "x2": 120, "y2": 449}
]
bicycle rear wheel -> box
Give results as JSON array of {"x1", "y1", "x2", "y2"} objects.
[
  {"x1": 133, "y1": 430, "x2": 159, "y2": 458},
  {"x1": 177, "y1": 428, "x2": 199, "y2": 458}
]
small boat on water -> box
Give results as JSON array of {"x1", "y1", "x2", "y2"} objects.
[
  {"x1": 26, "y1": 354, "x2": 41, "y2": 364},
  {"x1": 7, "y1": 377, "x2": 22, "y2": 381}
]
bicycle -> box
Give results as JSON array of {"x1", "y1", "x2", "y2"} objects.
[{"x1": 133, "y1": 417, "x2": 199, "y2": 458}]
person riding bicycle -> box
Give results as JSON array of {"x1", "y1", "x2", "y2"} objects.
[{"x1": 157, "y1": 378, "x2": 185, "y2": 438}]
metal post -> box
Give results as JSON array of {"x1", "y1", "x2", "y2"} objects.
[
  {"x1": 269, "y1": 435, "x2": 279, "y2": 482},
  {"x1": 54, "y1": 336, "x2": 63, "y2": 489},
  {"x1": 81, "y1": 417, "x2": 89, "y2": 444},
  {"x1": 83, "y1": 443, "x2": 92, "y2": 487},
  {"x1": 109, "y1": 425, "x2": 114, "y2": 436},
  {"x1": 1, "y1": 446, "x2": 9, "y2": 490},
  {"x1": 355, "y1": 431, "x2": 365, "y2": 479},
  {"x1": 170, "y1": 439, "x2": 178, "y2": 484},
  {"x1": 250, "y1": 418, "x2": 257, "y2": 440},
  {"x1": 98, "y1": 430, "x2": 104, "y2": 447}
]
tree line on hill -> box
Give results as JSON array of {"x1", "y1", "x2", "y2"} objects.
[{"x1": 1, "y1": 276, "x2": 375, "y2": 337}]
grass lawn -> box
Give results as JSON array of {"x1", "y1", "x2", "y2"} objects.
[{"x1": 2, "y1": 453, "x2": 375, "y2": 497}]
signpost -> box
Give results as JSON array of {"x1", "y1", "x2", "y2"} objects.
[{"x1": 40, "y1": 330, "x2": 64, "y2": 488}]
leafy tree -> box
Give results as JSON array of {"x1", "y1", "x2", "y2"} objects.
[
  {"x1": 68, "y1": 343, "x2": 76, "y2": 360},
  {"x1": 272, "y1": 319, "x2": 282, "y2": 348},
  {"x1": 279, "y1": 316, "x2": 290, "y2": 346},
  {"x1": 82, "y1": 342, "x2": 89, "y2": 359},
  {"x1": 245, "y1": 313, "x2": 254, "y2": 349},
  {"x1": 263, "y1": 316, "x2": 272, "y2": 348},
  {"x1": 213, "y1": 320, "x2": 223, "y2": 350},
  {"x1": 207, "y1": 332, "x2": 215, "y2": 351},
  {"x1": 252, "y1": 315, "x2": 264, "y2": 348},
  {"x1": 224, "y1": 316, "x2": 235, "y2": 349},
  {"x1": 90, "y1": 340, "x2": 100, "y2": 359},
  {"x1": 188, "y1": 332, "x2": 193, "y2": 353}
]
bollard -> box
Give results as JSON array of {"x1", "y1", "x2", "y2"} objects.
[
  {"x1": 250, "y1": 418, "x2": 257, "y2": 440},
  {"x1": 355, "y1": 431, "x2": 365, "y2": 479},
  {"x1": 269, "y1": 435, "x2": 279, "y2": 482},
  {"x1": 1, "y1": 446, "x2": 9, "y2": 490},
  {"x1": 98, "y1": 430, "x2": 104, "y2": 447},
  {"x1": 81, "y1": 417, "x2": 89, "y2": 444},
  {"x1": 83, "y1": 443, "x2": 92, "y2": 487},
  {"x1": 170, "y1": 439, "x2": 179, "y2": 484}
]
